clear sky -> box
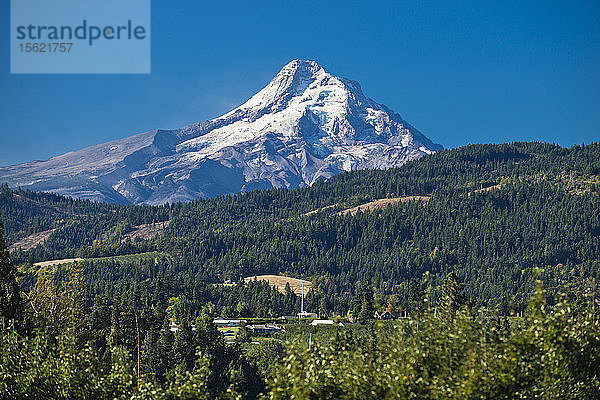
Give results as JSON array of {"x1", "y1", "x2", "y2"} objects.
[{"x1": 1, "y1": 0, "x2": 599, "y2": 166}]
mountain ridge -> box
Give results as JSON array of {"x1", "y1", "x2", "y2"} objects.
[{"x1": 0, "y1": 59, "x2": 442, "y2": 205}]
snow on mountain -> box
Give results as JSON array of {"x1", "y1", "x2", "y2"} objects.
[{"x1": 0, "y1": 60, "x2": 442, "y2": 205}]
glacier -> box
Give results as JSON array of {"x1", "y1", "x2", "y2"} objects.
[{"x1": 0, "y1": 59, "x2": 442, "y2": 205}]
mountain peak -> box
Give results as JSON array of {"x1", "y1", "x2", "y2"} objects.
[
  {"x1": 226, "y1": 59, "x2": 330, "y2": 117},
  {"x1": 0, "y1": 60, "x2": 442, "y2": 205},
  {"x1": 279, "y1": 59, "x2": 324, "y2": 74}
]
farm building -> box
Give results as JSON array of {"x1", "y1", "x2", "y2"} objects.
[
  {"x1": 375, "y1": 310, "x2": 398, "y2": 320},
  {"x1": 168, "y1": 318, "x2": 196, "y2": 333},
  {"x1": 246, "y1": 324, "x2": 282, "y2": 335},
  {"x1": 297, "y1": 311, "x2": 318, "y2": 318},
  {"x1": 169, "y1": 318, "x2": 179, "y2": 332},
  {"x1": 213, "y1": 318, "x2": 245, "y2": 327},
  {"x1": 310, "y1": 319, "x2": 335, "y2": 326},
  {"x1": 278, "y1": 315, "x2": 297, "y2": 320}
]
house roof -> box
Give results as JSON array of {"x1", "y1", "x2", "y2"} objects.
[{"x1": 310, "y1": 319, "x2": 335, "y2": 325}]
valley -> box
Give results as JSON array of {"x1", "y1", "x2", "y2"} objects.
[
  {"x1": 1, "y1": 2, "x2": 596, "y2": 397},
  {"x1": 2, "y1": 142, "x2": 600, "y2": 399}
]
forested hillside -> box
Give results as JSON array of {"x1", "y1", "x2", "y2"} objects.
[
  {"x1": 2, "y1": 142, "x2": 599, "y2": 314},
  {"x1": 1, "y1": 142, "x2": 600, "y2": 398}
]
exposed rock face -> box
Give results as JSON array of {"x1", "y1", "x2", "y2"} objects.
[{"x1": 0, "y1": 60, "x2": 442, "y2": 205}]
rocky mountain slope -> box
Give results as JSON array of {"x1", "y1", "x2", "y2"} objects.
[{"x1": 0, "y1": 60, "x2": 442, "y2": 205}]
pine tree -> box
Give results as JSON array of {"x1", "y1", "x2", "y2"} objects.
[
  {"x1": 0, "y1": 216, "x2": 22, "y2": 325},
  {"x1": 353, "y1": 282, "x2": 376, "y2": 324}
]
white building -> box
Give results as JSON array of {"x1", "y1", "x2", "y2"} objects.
[
  {"x1": 297, "y1": 311, "x2": 318, "y2": 318},
  {"x1": 310, "y1": 319, "x2": 334, "y2": 326},
  {"x1": 213, "y1": 318, "x2": 245, "y2": 327}
]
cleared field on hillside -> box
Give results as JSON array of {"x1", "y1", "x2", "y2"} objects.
[
  {"x1": 9, "y1": 219, "x2": 168, "y2": 254},
  {"x1": 339, "y1": 195, "x2": 430, "y2": 216},
  {"x1": 303, "y1": 195, "x2": 431, "y2": 218},
  {"x1": 244, "y1": 275, "x2": 312, "y2": 295},
  {"x1": 31, "y1": 252, "x2": 168, "y2": 268},
  {"x1": 302, "y1": 204, "x2": 337, "y2": 216},
  {"x1": 468, "y1": 184, "x2": 502, "y2": 197},
  {"x1": 33, "y1": 257, "x2": 83, "y2": 267},
  {"x1": 9, "y1": 229, "x2": 56, "y2": 252},
  {"x1": 121, "y1": 221, "x2": 170, "y2": 242}
]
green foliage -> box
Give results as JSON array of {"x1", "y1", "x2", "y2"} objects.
[
  {"x1": 244, "y1": 340, "x2": 285, "y2": 377},
  {"x1": 3, "y1": 142, "x2": 600, "y2": 398},
  {"x1": 24, "y1": 263, "x2": 88, "y2": 340},
  {"x1": 0, "y1": 215, "x2": 22, "y2": 325},
  {"x1": 0, "y1": 322, "x2": 216, "y2": 400},
  {"x1": 236, "y1": 325, "x2": 251, "y2": 344},
  {"x1": 4, "y1": 143, "x2": 600, "y2": 318},
  {"x1": 267, "y1": 288, "x2": 600, "y2": 399},
  {"x1": 352, "y1": 282, "x2": 376, "y2": 324},
  {"x1": 440, "y1": 272, "x2": 470, "y2": 317}
]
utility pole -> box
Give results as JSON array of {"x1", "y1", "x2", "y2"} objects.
[
  {"x1": 593, "y1": 278, "x2": 596, "y2": 325},
  {"x1": 135, "y1": 313, "x2": 140, "y2": 389},
  {"x1": 301, "y1": 282, "x2": 304, "y2": 314}
]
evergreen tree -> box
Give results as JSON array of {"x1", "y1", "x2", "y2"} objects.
[
  {"x1": 353, "y1": 282, "x2": 376, "y2": 324},
  {"x1": 0, "y1": 215, "x2": 22, "y2": 325}
]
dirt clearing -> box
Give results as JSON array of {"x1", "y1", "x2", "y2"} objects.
[{"x1": 244, "y1": 275, "x2": 313, "y2": 295}]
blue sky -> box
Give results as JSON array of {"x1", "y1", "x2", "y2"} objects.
[{"x1": 1, "y1": 0, "x2": 599, "y2": 166}]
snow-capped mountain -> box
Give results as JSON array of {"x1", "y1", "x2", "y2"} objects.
[{"x1": 0, "y1": 60, "x2": 442, "y2": 205}]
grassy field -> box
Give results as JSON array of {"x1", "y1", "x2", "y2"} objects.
[
  {"x1": 33, "y1": 257, "x2": 83, "y2": 267},
  {"x1": 302, "y1": 196, "x2": 431, "y2": 218},
  {"x1": 338, "y1": 195, "x2": 430, "y2": 216},
  {"x1": 244, "y1": 275, "x2": 312, "y2": 295}
]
